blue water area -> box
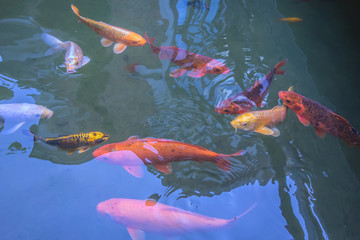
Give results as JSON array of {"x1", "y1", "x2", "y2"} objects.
[{"x1": 1, "y1": 0, "x2": 359, "y2": 239}]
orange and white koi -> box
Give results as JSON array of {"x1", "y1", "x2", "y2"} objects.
[
  {"x1": 71, "y1": 4, "x2": 146, "y2": 54},
  {"x1": 144, "y1": 33, "x2": 230, "y2": 78},
  {"x1": 42, "y1": 33, "x2": 90, "y2": 73},
  {"x1": 93, "y1": 136, "x2": 245, "y2": 177}
]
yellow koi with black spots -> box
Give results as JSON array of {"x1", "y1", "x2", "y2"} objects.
[{"x1": 33, "y1": 131, "x2": 109, "y2": 154}]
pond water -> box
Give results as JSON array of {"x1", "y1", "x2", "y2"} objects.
[{"x1": 1, "y1": 0, "x2": 359, "y2": 239}]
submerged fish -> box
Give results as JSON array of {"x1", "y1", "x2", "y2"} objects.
[
  {"x1": 215, "y1": 59, "x2": 287, "y2": 114},
  {"x1": 0, "y1": 103, "x2": 53, "y2": 134},
  {"x1": 187, "y1": 0, "x2": 210, "y2": 10},
  {"x1": 144, "y1": 32, "x2": 230, "y2": 78},
  {"x1": 42, "y1": 33, "x2": 90, "y2": 73},
  {"x1": 278, "y1": 17, "x2": 303, "y2": 23},
  {"x1": 71, "y1": 4, "x2": 146, "y2": 54},
  {"x1": 231, "y1": 86, "x2": 294, "y2": 137},
  {"x1": 278, "y1": 91, "x2": 360, "y2": 148},
  {"x1": 97, "y1": 198, "x2": 255, "y2": 240},
  {"x1": 93, "y1": 136, "x2": 245, "y2": 177},
  {"x1": 33, "y1": 131, "x2": 109, "y2": 154}
]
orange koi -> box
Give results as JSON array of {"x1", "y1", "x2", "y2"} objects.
[
  {"x1": 144, "y1": 33, "x2": 230, "y2": 78},
  {"x1": 215, "y1": 59, "x2": 287, "y2": 114},
  {"x1": 97, "y1": 198, "x2": 256, "y2": 239},
  {"x1": 93, "y1": 136, "x2": 245, "y2": 177},
  {"x1": 278, "y1": 17, "x2": 303, "y2": 23},
  {"x1": 278, "y1": 91, "x2": 360, "y2": 148},
  {"x1": 71, "y1": 4, "x2": 146, "y2": 54}
]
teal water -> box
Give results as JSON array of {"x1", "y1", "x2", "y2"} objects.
[{"x1": 1, "y1": 0, "x2": 359, "y2": 239}]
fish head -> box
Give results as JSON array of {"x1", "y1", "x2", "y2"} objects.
[
  {"x1": 215, "y1": 100, "x2": 247, "y2": 114},
  {"x1": 88, "y1": 132, "x2": 110, "y2": 145},
  {"x1": 124, "y1": 33, "x2": 146, "y2": 46},
  {"x1": 38, "y1": 106, "x2": 53, "y2": 119},
  {"x1": 65, "y1": 56, "x2": 82, "y2": 73},
  {"x1": 205, "y1": 60, "x2": 230, "y2": 75},
  {"x1": 97, "y1": 198, "x2": 127, "y2": 222},
  {"x1": 278, "y1": 91, "x2": 304, "y2": 113},
  {"x1": 231, "y1": 113, "x2": 257, "y2": 131}
]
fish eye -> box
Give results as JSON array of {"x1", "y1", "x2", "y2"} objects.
[
  {"x1": 93, "y1": 133, "x2": 97, "y2": 136},
  {"x1": 224, "y1": 109, "x2": 229, "y2": 113},
  {"x1": 132, "y1": 41, "x2": 138, "y2": 44},
  {"x1": 214, "y1": 68, "x2": 221, "y2": 72},
  {"x1": 243, "y1": 123, "x2": 247, "y2": 126},
  {"x1": 75, "y1": 62, "x2": 79, "y2": 65},
  {"x1": 286, "y1": 100, "x2": 290, "y2": 103}
]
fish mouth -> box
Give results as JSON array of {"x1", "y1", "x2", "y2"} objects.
[{"x1": 223, "y1": 69, "x2": 230, "y2": 75}]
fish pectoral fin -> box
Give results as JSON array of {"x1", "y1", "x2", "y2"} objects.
[
  {"x1": 187, "y1": 69, "x2": 205, "y2": 78},
  {"x1": 123, "y1": 165, "x2": 144, "y2": 178},
  {"x1": 297, "y1": 115, "x2": 310, "y2": 126},
  {"x1": 100, "y1": 38, "x2": 113, "y2": 47},
  {"x1": 170, "y1": 68, "x2": 187, "y2": 77},
  {"x1": 153, "y1": 163, "x2": 172, "y2": 174},
  {"x1": 78, "y1": 147, "x2": 90, "y2": 153},
  {"x1": 82, "y1": 56, "x2": 91, "y2": 66},
  {"x1": 1, "y1": 121, "x2": 25, "y2": 134},
  {"x1": 127, "y1": 227, "x2": 145, "y2": 240},
  {"x1": 314, "y1": 127, "x2": 326, "y2": 138},
  {"x1": 254, "y1": 127, "x2": 274, "y2": 136},
  {"x1": 113, "y1": 43, "x2": 127, "y2": 54},
  {"x1": 271, "y1": 127, "x2": 280, "y2": 137}
]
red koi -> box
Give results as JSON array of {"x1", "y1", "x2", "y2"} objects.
[
  {"x1": 215, "y1": 59, "x2": 287, "y2": 114},
  {"x1": 144, "y1": 33, "x2": 230, "y2": 78},
  {"x1": 278, "y1": 91, "x2": 360, "y2": 148}
]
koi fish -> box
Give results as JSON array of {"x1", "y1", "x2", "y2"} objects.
[
  {"x1": 278, "y1": 91, "x2": 360, "y2": 148},
  {"x1": 0, "y1": 103, "x2": 53, "y2": 134},
  {"x1": 144, "y1": 33, "x2": 230, "y2": 78},
  {"x1": 231, "y1": 86, "x2": 294, "y2": 137},
  {"x1": 278, "y1": 17, "x2": 303, "y2": 23},
  {"x1": 71, "y1": 4, "x2": 146, "y2": 54},
  {"x1": 93, "y1": 136, "x2": 245, "y2": 177},
  {"x1": 42, "y1": 33, "x2": 90, "y2": 73},
  {"x1": 33, "y1": 131, "x2": 109, "y2": 154},
  {"x1": 97, "y1": 198, "x2": 256, "y2": 240},
  {"x1": 215, "y1": 59, "x2": 287, "y2": 114}
]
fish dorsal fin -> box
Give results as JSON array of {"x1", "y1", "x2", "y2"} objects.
[
  {"x1": 123, "y1": 165, "x2": 144, "y2": 178},
  {"x1": 127, "y1": 227, "x2": 145, "y2": 240},
  {"x1": 145, "y1": 199, "x2": 157, "y2": 206},
  {"x1": 154, "y1": 163, "x2": 172, "y2": 174},
  {"x1": 251, "y1": 80, "x2": 261, "y2": 90},
  {"x1": 332, "y1": 112, "x2": 351, "y2": 127},
  {"x1": 127, "y1": 136, "x2": 139, "y2": 141}
]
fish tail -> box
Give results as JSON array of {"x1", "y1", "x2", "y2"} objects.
[
  {"x1": 71, "y1": 4, "x2": 81, "y2": 19},
  {"x1": 42, "y1": 33, "x2": 65, "y2": 56},
  {"x1": 144, "y1": 32, "x2": 158, "y2": 54},
  {"x1": 31, "y1": 131, "x2": 46, "y2": 143},
  {"x1": 274, "y1": 59, "x2": 287, "y2": 75},
  {"x1": 216, "y1": 150, "x2": 246, "y2": 172}
]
